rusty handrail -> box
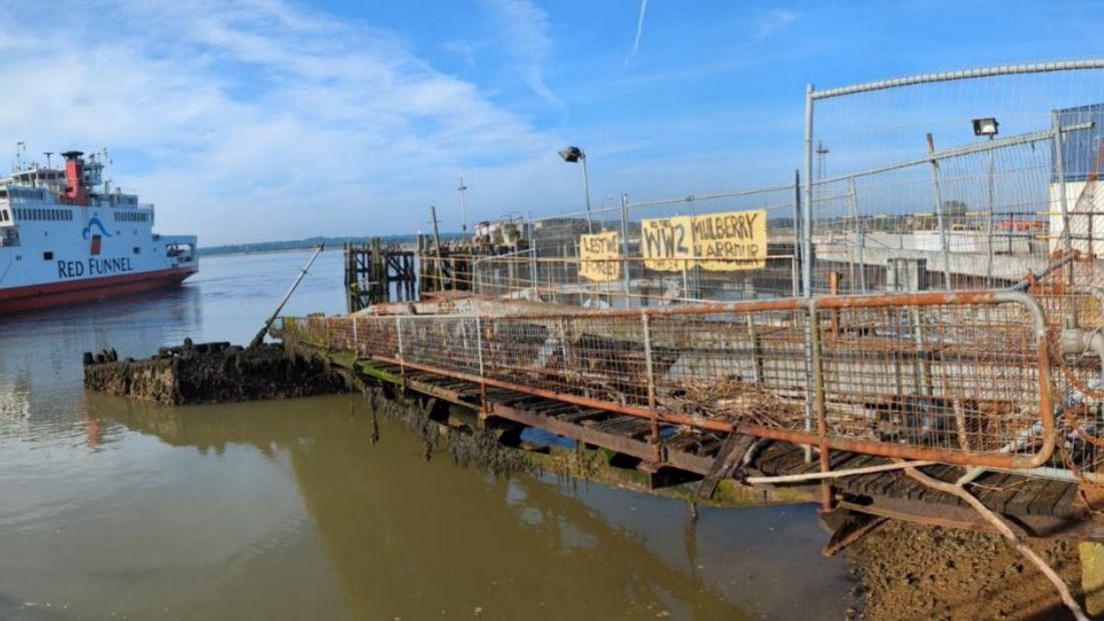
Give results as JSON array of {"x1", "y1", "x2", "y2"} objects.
[{"x1": 279, "y1": 288, "x2": 1057, "y2": 470}]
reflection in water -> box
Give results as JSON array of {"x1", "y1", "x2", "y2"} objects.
[
  {"x1": 93, "y1": 395, "x2": 743, "y2": 618},
  {"x1": 0, "y1": 251, "x2": 848, "y2": 619}
]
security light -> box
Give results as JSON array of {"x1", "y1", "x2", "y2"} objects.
[
  {"x1": 972, "y1": 117, "x2": 999, "y2": 137},
  {"x1": 558, "y1": 146, "x2": 585, "y2": 163}
]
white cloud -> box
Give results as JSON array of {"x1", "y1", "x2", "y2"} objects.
[
  {"x1": 442, "y1": 40, "x2": 481, "y2": 68},
  {"x1": 0, "y1": 0, "x2": 572, "y2": 244},
  {"x1": 477, "y1": 0, "x2": 559, "y2": 106},
  {"x1": 749, "y1": 9, "x2": 800, "y2": 44}
]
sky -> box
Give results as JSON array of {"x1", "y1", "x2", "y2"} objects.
[{"x1": 0, "y1": 0, "x2": 1103, "y2": 245}]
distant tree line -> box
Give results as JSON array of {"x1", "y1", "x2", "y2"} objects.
[{"x1": 198, "y1": 233, "x2": 466, "y2": 256}]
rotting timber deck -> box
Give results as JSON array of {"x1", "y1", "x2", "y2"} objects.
[{"x1": 299, "y1": 345, "x2": 1104, "y2": 542}]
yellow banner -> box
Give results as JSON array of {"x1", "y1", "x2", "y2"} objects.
[
  {"x1": 578, "y1": 230, "x2": 621, "y2": 282},
  {"x1": 641, "y1": 210, "x2": 766, "y2": 271},
  {"x1": 692, "y1": 210, "x2": 767, "y2": 271},
  {"x1": 641, "y1": 216, "x2": 694, "y2": 271}
]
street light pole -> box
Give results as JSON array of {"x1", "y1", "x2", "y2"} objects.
[
  {"x1": 580, "y1": 153, "x2": 592, "y2": 234},
  {"x1": 558, "y1": 146, "x2": 593, "y2": 234},
  {"x1": 972, "y1": 117, "x2": 999, "y2": 284}
]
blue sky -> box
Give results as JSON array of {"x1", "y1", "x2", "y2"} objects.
[{"x1": 1, "y1": 0, "x2": 1102, "y2": 244}]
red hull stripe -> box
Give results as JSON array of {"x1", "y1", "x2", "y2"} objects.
[{"x1": 0, "y1": 267, "x2": 197, "y2": 314}]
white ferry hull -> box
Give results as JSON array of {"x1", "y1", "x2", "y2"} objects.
[
  {"x1": 0, "y1": 151, "x2": 199, "y2": 315},
  {"x1": 0, "y1": 265, "x2": 196, "y2": 314}
]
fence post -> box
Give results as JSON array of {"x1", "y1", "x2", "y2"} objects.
[
  {"x1": 641, "y1": 311, "x2": 660, "y2": 460},
  {"x1": 850, "y1": 180, "x2": 867, "y2": 293},
  {"x1": 1052, "y1": 110, "x2": 1074, "y2": 289},
  {"x1": 395, "y1": 315, "x2": 405, "y2": 376},
  {"x1": 803, "y1": 85, "x2": 814, "y2": 298},
  {"x1": 803, "y1": 84, "x2": 817, "y2": 463},
  {"x1": 352, "y1": 316, "x2": 359, "y2": 356},
  {"x1": 621, "y1": 193, "x2": 632, "y2": 305},
  {"x1": 926, "y1": 133, "x2": 952, "y2": 290},
  {"x1": 808, "y1": 299, "x2": 832, "y2": 511},
  {"x1": 792, "y1": 169, "x2": 802, "y2": 297},
  {"x1": 475, "y1": 316, "x2": 485, "y2": 378}
]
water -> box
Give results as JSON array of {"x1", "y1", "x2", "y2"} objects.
[{"x1": 0, "y1": 250, "x2": 850, "y2": 619}]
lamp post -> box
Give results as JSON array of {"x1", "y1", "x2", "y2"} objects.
[
  {"x1": 558, "y1": 146, "x2": 592, "y2": 234},
  {"x1": 972, "y1": 117, "x2": 999, "y2": 280}
]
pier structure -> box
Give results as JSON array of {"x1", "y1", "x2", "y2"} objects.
[
  {"x1": 343, "y1": 240, "x2": 416, "y2": 312},
  {"x1": 311, "y1": 60, "x2": 1104, "y2": 615}
]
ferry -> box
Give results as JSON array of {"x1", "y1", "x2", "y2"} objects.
[{"x1": 0, "y1": 150, "x2": 197, "y2": 314}]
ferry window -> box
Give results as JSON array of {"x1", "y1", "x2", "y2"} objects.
[
  {"x1": 133, "y1": 247, "x2": 140, "y2": 254},
  {"x1": 43, "y1": 251, "x2": 53, "y2": 260}
]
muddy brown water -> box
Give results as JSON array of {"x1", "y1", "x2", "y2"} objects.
[{"x1": 0, "y1": 249, "x2": 854, "y2": 619}]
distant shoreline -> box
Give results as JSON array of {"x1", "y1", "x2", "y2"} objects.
[{"x1": 198, "y1": 234, "x2": 464, "y2": 258}]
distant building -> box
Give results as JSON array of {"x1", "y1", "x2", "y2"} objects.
[{"x1": 1050, "y1": 103, "x2": 1104, "y2": 255}]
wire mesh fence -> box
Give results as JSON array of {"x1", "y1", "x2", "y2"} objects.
[
  {"x1": 279, "y1": 289, "x2": 1056, "y2": 469},
  {"x1": 806, "y1": 63, "x2": 1104, "y2": 296},
  {"x1": 474, "y1": 186, "x2": 802, "y2": 307}
]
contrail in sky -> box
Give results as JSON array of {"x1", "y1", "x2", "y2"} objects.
[{"x1": 627, "y1": 0, "x2": 648, "y2": 64}]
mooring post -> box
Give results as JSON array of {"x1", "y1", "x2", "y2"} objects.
[{"x1": 371, "y1": 236, "x2": 384, "y2": 304}]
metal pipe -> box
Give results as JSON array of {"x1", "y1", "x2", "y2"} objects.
[
  {"x1": 987, "y1": 136, "x2": 995, "y2": 284},
  {"x1": 627, "y1": 183, "x2": 793, "y2": 210},
  {"x1": 812, "y1": 122, "x2": 1093, "y2": 187},
  {"x1": 803, "y1": 86, "x2": 816, "y2": 462},
  {"x1": 926, "y1": 133, "x2": 952, "y2": 289},
  {"x1": 792, "y1": 169, "x2": 801, "y2": 297},
  {"x1": 249, "y1": 244, "x2": 324, "y2": 348},
  {"x1": 811, "y1": 59, "x2": 1104, "y2": 100},
  {"x1": 620, "y1": 192, "x2": 631, "y2": 305},
  {"x1": 851, "y1": 180, "x2": 867, "y2": 292}
]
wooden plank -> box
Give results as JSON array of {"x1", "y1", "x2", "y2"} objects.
[
  {"x1": 831, "y1": 454, "x2": 876, "y2": 495},
  {"x1": 752, "y1": 443, "x2": 797, "y2": 475},
  {"x1": 1027, "y1": 479, "x2": 1072, "y2": 516},
  {"x1": 870, "y1": 469, "x2": 901, "y2": 497},
  {"x1": 1004, "y1": 477, "x2": 1052, "y2": 516},
  {"x1": 970, "y1": 472, "x2": 1017, "y2": 514},
  {"x1": 698, "y1": 433, "x2": 755, "y2": 500},
  {"x1": 1052, "y1": 482, "x2": 1084, "y2": 520},
  {"x1": 767, "y1": 446, "x2": 809, "y2": 476}
]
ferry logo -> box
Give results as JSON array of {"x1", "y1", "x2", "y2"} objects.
[{"x1": 82, "y1": 216, "x2": 112, "y2": 240}]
